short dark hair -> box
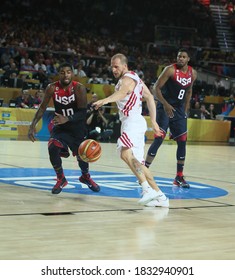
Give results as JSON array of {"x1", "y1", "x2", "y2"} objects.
[
  {"x1": 178, "y1": 48, "x2": 190, "y2": 57},
  {"x1": 58, "y1": 62, "x2": 73, "y2": 71}
]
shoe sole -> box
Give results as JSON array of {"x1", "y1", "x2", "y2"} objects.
[
  {"x1": 173, "y1": 182, "x2": 190, "y2": 188},
  {"x1": 145, "y1": 198, "x2": 169, "y2": 208}
]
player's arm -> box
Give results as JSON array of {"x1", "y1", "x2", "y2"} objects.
[
  {"x1": 142, "y1": 83, "x2": 162, "y2": 137},
  {"x1": 184, "y1": 69, "x2": 197, "y2": 114},
  {"x1": 154, "y1": 65, "x2": 175, "y2": 118},
  {"x1": 28, "y1": 84, "x2": 54, "y2": 142},
  {"x1": 54, "y1": 83, "x2": 87, "y2": 125},
  {"x1": 93, "y1": 76, "x2": 135, "y2": 109},
  {"x1": 67, "y1": 83, "x2": 87, "y2": 122}
]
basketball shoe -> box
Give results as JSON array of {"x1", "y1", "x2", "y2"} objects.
[
  {"x1": 173, "y1": 175, "x2": 190, "y2": 188},
  {"x1": 52, "y1": 177, "x2": 68, "y2": 194},
  {"x1": 138, "y1": 188, "x2": 160, "y2": 205},
  {"x1": 145, "y1": 196, "x2": 169, "y2": 207},
  {"x1": 79, "y1": 173, "x2": 100, "y2": 192}
]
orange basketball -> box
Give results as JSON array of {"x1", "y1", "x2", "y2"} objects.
[{"x1": 78, "y1": 139, "x2": 102, "y2": 163}]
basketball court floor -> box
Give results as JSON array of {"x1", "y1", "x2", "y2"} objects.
[{"x1": 0, "y1": 138, "x2": 234, "y2": 260}]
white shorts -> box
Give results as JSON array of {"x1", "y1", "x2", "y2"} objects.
[{"x1": 117, "y1": 116, "x2": 147, "y2": 164}]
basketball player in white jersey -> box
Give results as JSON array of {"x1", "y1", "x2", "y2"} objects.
[{"x1": 93, "y1": 53, "x2": 169, "y2": 207}]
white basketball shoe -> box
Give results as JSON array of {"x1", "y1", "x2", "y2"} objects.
[
  {"x1": 145, "y1": 196, "x2": 169, "y2": 208},
  {"x1": 138, "y1": 188, "x2": 160, "y2": 205}
]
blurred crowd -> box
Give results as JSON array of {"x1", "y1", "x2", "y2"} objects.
[{"x1": 1, "y1": 0, "x2": 235, "y2": 112}]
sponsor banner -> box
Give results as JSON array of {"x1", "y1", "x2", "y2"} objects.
[{"x1": 0, "y1": 108, "x2": 43, "y2": 137}]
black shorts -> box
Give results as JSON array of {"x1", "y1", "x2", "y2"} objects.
[
  {"x1": 50, "y1": 122, "x2": 87, "y2": 155},
  {"x1": 156, "y1": 106, "x2": 187, "y2": 139}
]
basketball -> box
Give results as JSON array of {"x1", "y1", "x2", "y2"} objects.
[{"x1": 78, "y1": 139, "x2": 102, "y2": 162}]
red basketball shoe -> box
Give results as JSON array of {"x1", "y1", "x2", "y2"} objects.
[
  {"x1": 79, "y1": 173, "x2": 100, "y2": 192},
  {"x1": 173, "y1": 175, "x2": 190, "y2": 188},
  {"x1": 52, "y1": 177, "x2": 68, "y2": 194}
]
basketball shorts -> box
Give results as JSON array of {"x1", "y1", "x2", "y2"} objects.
[
  {"x1": 117, "y1": 116, "x2": 147, "y2": 163},
  {"x1": 50, "y1": 123, "x2": 87, "y2": 156},
  {"x1": 157, "y1": 107, "x2": 187, "y2": 140}
]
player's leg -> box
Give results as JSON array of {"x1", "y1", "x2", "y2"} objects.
[
  {"x1": 169, "y1": 112, "x2": 190, "y2": 188},
  {"x1": 48, "y1": 137, "x2": 68, "y2": 194},
  {"x1": 173, "y1": 134, "x2": 190, "y2": 188},
  {"x1": 118, "y1": 118, "x2": 169, "y2": 206},
  {"x1": 145, "y1": 133, "x2": 164, "y2": 168},
  {"x1": 120, "y1": 147, "x2": 169, "y2": 207},
  {"x1": 70, "y1": 124, "x2": 100, "y2": 192},
  {"x1": 77, "y1": 157, "x2": 100, "y2": 192},
  {"x1": 145, "y1": 108, "x2": 169, "y2": 168},
  {"x1": 72, "y1": 139, "x2": 100, "y2": 193}
]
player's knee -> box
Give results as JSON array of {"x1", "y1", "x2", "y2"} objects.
[
  {"x1": 48, "y1": 138, "x2": 64, "y2": 154},
  {"x1": 120, "y1": 148, "x2": 128, "y2": 162},
  {"x1": 148, "y1": 137, "x2": 163, "y2": 156},
  {"x1": 175, "y1": 133, "x2": 187, "y2": 142},
  {"x1": 48, "y1": 138, "x2": 63, "y2": 149},
  {"x1": 154, "y1": 130, "x2": 166, "y2": 140}
]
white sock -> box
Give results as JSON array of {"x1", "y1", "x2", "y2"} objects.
[{"x1": 141, "y1": 181, "x2": 150, "y2": 191}]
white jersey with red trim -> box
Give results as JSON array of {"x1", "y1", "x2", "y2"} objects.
[{"x1": 115, "y1": 71, "x2": 143, "y2": 122}]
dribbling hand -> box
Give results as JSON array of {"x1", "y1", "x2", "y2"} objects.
[{"x1": 28, "y1": 126, "x2": 36, "y2": 142}]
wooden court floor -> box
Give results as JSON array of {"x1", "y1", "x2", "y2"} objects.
[{"x1": 0, "y1": 139, "x2": 234, "y2": 260}]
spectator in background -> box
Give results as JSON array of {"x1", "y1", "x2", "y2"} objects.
[
  {"x1": 99, "y1": 73, "x2": 111, "y2": 84},
  {"x1": 20, "y1": 58, "x2": 35, "y2": 74},
  {"x1": 87, "y1": 73, "x2": 101, "y2": 84},
  {"x1": 46, "y1": 62, "x2": 58, "y2": 78},
  {"x1": 74, "y1": 64, "x2": 87, "y2": 78},
  {"x1": 225, "y1": 93, "x2": 235, "y2": 110},
  {"x1": 0, "y1": 61, "x2": 19, "y2": 86},
  {"x1": 33, "y1": 89, "x2": 44, "y2": 108},
  {"x1": 0, "y1": 48, "x2": 11, "y2": 68},
  {"x1": 194, "y1": 101, "x2": 201, "y2": 109},
  {"x1": 34, "y1": 58, "x2": 47, "y2": 73},
  {"x1": 214, "y1": 76, "x2": 225, "y2": 96},
  {"x1": 134, "y1": 64, "x2": 145, "y2": 80},
  {"x1": 86, "y1": 106, "x2": 113, "y2": 142},
  {"x1": 200, "y1": 104, "x2": 211, "y2": 119},
  {"x1": 16, "y1": 89, "x2": 34, "y2": 108},
  {"x1": 20, "y1": 53, "x2": 34, "y2": 68},
  {"x1": 33, "y1": 68, "x2": 49, "y2": 89},
  {"x1": 208, "y1": 103, "x2": 217, "y2": 119}
]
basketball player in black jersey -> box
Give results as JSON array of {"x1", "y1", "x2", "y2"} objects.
[
  {"x1": 145, "y1": 49, "x2": 197, "y2": 188},
  {"x1": 28, "y1": 62, "x2": 100, "y2": 194}
]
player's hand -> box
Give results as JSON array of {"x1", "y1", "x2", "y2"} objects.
[
  {"x1": 152, "y1": 122, "x2": 163, "y2": 137},
  {"x1": 28, "y1": 126, "x2": 36, "y2": 142},
  {"x1": 163, "y1": 103, "x2": 175, "y2": 118},
  {"x1": 53, "y1": 113, "x2": 69, "y2": 125},
  {"x1": 93, "y1": 99, "x2": 105, "y2": 110}
]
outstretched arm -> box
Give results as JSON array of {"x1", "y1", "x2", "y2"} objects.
[{"x1": 93, "y1": 76, "x2": 135, "y2": 109}]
